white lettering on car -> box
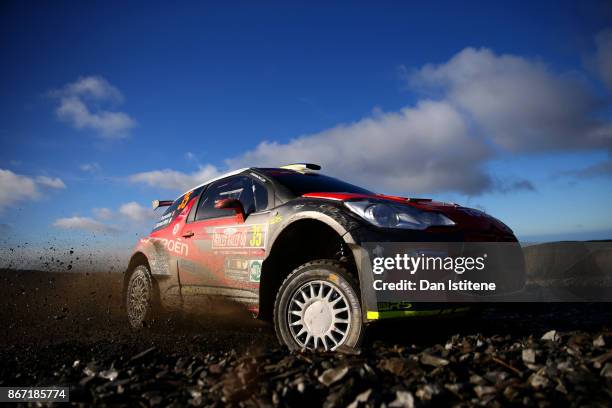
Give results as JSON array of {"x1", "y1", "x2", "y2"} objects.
[{"x1": 152, "y1": 237, "x2": 189, "y2": 257}]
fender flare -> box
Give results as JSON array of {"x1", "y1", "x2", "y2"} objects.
[
  {"x1": 266, "y1": 210, "x2": 357, "y2": 256},
  {"x1": 257, "y1": 210, "x2": 361, "y2": 318}
]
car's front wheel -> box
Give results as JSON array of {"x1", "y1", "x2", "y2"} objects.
[
  {"x1": 273, "y1": 260, "x2": 363, "y2": 351},
  {"x1": 126, "y1": 265, "x2": 157, "y2": 329}
]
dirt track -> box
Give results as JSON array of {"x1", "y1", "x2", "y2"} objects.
[
  {"x1": 0, "y1": 270, "x2": 271, "y2": 377},
  {"x1": 0, "y1": 269, "x2": 611, "y2": 406}
]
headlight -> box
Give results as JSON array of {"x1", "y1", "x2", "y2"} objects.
[
  {"x1": 364, "y1": 203, "x2": 399, "y2": 227},
  {"x1": 345, "y1": 200, "x2": 456, "y2": 230}
]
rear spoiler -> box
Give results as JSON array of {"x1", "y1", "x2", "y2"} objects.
[{"x1": 152, "y1": 200, "x2": 174, "y2": 210}]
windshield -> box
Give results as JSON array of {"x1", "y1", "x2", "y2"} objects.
[{"x1": 264, "y1": 170, "x2": 373, "y2": 196}]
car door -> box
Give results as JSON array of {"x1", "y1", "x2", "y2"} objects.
[
  {"x1": 178, "y1": 175, "x2": 272, "y2": 307},
  {"x1": 146, "y1": 186, "x2": 204, "y2": 309}
]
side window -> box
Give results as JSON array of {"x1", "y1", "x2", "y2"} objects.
[
  {"x1": 195, "y1": 176, "x2": 253, "y2": 221},
  {"x1": 253, "y1": 179, "x2": 269, "y2": 212},
  {"x1": 153, "y1": 186, "x2": 203, "y2": 231}
]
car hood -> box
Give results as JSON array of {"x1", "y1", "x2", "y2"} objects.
[
  {"x1": 301, "y1": 192, "x2": 513, "y2": 235},
  {"x1": 302, "y1": 192, "x2": 454, "y2": 209}
]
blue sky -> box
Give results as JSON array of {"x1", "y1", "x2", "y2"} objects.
[{"x1": 1, "y1": 0, "x2": 611, "y2": 248}]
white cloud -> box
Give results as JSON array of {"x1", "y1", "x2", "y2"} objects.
[
  {"x1": 119, "y1": 201, "x2": 155, "y2": 222},
  {"x1": 409, "y1": 47, "x2": 611, "y2": 153},
  {"x1": 127, "y1": 46, "x2": 612, "y2": 196},
  {"x1": 80, "y1": 162, "x2": 101, "y2": 172},
  {"x1": 594, "y1": 29, "x2": 612, "y2": 90},
  {"x1": 35, "y1": 176, "x2": 66, "y2": 189},
  {"x1": 53, "y1": 202, "x2": 154, "y2": 234},
  {"x1": 0, "y1": 169, "x2": 39, "y2": 209},
  {"x1": 53, "y1": 216, "x2": 119, "y2": 233},
  {"x1": 57, "y1": 97, "x2": 136, "y2": 139},
  {"x1": 53, "y1": 76, "x2": 136, "y2": 139},
  {"x1": 227, "y1": 101, "x2": 492, "y2": 194},
  {"x1": 64, "y1": 76, "x2": 124, "y2": 103},
  {"x1": 0, "y1": 169, "x2": 65, "y2": 210},
  {"x1": 129, "y1": 164, "x2": 220, "y2": 192},
  {"x1": 225, "y1": 48, "x2": 611, "y2": 194},
  {"x1": 92, "y1": 207, "x2": 113, "y2": 220}
]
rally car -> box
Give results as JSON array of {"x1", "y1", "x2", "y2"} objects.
[{"x1": 124, "y1": 164, "x2": 519, "y2": 351}]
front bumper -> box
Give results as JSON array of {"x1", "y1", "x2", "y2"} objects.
[{"x1": 344, "y1": 226, "x2": 524, "y2": 323}]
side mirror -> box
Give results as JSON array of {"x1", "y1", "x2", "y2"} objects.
[{"x1": 214, "y1": 198, "x2": 245, "y2": 219}]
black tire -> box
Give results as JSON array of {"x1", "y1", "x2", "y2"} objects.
[
  {"x1": 125, "y1": 264, "x2": 158, "y2": 329},
  {"x1": 273, "y1": 260, "x2": 363, "y2": 351}
]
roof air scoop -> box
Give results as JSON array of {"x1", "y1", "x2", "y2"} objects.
[{"x1": 281, "y1": 163, "x2": 322, "y2": 172}]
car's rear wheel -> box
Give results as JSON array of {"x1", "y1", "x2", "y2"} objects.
[
  {"x1": 126, "y1": 265, "x2": 157, "y2": 329},
  {"x1": 274, "y1": 260, "x2": 363, "y2": 351}
]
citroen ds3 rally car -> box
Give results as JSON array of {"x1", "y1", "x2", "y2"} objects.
[{"x1": 124, "y1": 163, "x2": 519, "y2": 351}]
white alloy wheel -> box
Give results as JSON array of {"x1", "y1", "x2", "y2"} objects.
[
  {"x1": 126, "y1": 266, "x2": 154, "y2": 329},
  {"x1": 288, "y1": 280, "x2": 352, "y2": 350}
]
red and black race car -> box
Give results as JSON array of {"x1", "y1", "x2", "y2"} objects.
[{"x1": 125, "y1": 164, "x2": 518, "y2": 350}]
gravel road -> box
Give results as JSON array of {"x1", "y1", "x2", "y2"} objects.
[{"x1": 0, "y1": 269, "x2": 610, "y2": 406}]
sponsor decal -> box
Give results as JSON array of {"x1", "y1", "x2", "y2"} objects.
[
  {"x1": 152, "y1": 237, "x2": 189, "y2": 256},
  {"x1": 177, "y1": 191, "x2": 193, "y2": 210},
  {"x1": 227, "y1": 258, "x2": 249, "y2": 270},
  {"x1": 224, "y1": 258, "x2": 250, "y2": 282},
  {"x1": 249, "y1": 260, "x2": 262, "y2": 282},
  {"x1": 154, "y1": 210, "x2": 175, "y2": 229},
  {"x1": 172, "y1": 223, "x2": 180, "y2": 235},
  {"x1": 378, "y1": 301, "x2": 413, "y2": 311},
  {"x1": 154, "y1": 220, "x2": 168, "y2": 229},
  {"x1": 213, "y1": 224, "x2": 266, "y2": 249},
  {"x1": 160, "y1": 211, "x2": 175, "y2": 221},
  {"x1": 250, "y1": 225, "x2": 263, "y2": 247},
  {"x1": 154, "y1": 219, "x2": 170, "y2": 229},
  {"x1": 269, "y1": 213, "x2": 282, "y2": 225}
]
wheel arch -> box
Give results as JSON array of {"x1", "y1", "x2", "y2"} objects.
[
  {"x1": 127, "y1": 251, "x2": 150, "y2": 273},
  {"x1": 258, "y1": 217, "x2": 358, "y2": 321}
]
